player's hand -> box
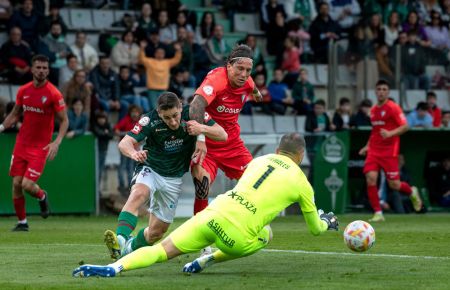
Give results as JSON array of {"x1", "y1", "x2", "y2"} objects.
[
  {"x1": 192, "y1": 140, "x2": 207, "y2": 165},
  {"x1": 358, "y1": 146, "x2": 367, "y2": 156},
  {"x1": 318, "y1": 209, "x2": 339, "y2": 231},
  {"x1": 252, "y1": 88, "x2": 263, "y2": 102},
  {"x1": 186, "y1": 120, "x2": 205, "y2": 136},
  {"x1": 131, "y1": 150, "x2": 148, "y2": 163},
  {"x1": 44, "y1": 141, "x2": 60, "y2": 161},
  {"x1": 380, "y1": 129, "x2": 392, "y2": 139}
]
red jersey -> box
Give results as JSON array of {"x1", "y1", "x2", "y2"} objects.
[
  {"x1": 15, "y1": 81, "x2": 65, "y2": 148},
  {"x1": 368, "y1": 100, "x2": 407, "y2": 157},
  {"x1": 428, "y1": 106, "x2": 442, "y2": 128},
  {"x1": 195, "y1": 67, "x2": 255, "y2": 150},
  {"x1": 114, "y1": 115, "x2": 137, "y2": 132}
]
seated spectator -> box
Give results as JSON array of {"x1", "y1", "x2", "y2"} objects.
[
  {"x1": 305, "y1": 99, "x2": 332, "y2": 132},
  {"x1": 62, "y1": 69, "x2": 92, "y2": 122},
  {"x1": 424, "y1": 11, "x2": 450, "y2": 52},
  {"x1": 175, "y1": 26, "x2": 195, "y2": 87},
  {"x1": 290, "y1": 68, "x2": 315, "y2": 115},
  {"x1": 243, "y1": 34, "x2": 266, "y2": 77},
  {"x1": 38, "y1": 4, "x2": 68, "y2": 37},
  {"x1": 426, "y1": 91, "x2": 442, "y2": 128},
  {"x1": 171, "y1": 10, "x2": 193, "y2": 34},
  {"x1": 350, "y1": 99, "x2": 372, "y2": 128},
  {"x1": 66, "y1": 98, "x2": 88, "y2": 139},
  {"x1": 111, "y1": 30, "x2": 140, "y2": 73},
  {"x1": 281, "y1": 36, "x2": 300, "y2": 88},
  {"x1": 0, "y1": 0, "x2": 12, "y2": 29},
  {"x1": 139, "y1": 41, "x2": 181, "y2": 110},
  {"x1": 70, "y1": 31, "x2": 99, "y2": 72},
  {"x1": 242, "y1": 72, "x2": 272, "y2": 115},
  {"x1": 135, "y1": 3, "x2": 157, "y2": 42},
  {"x1": 158, "y1": 10, "x2": 176, "y2": 45},
  {"x1": 401, "y1": 31, "x2": 430, "y2": 91},
  {"x1": 375, "y1": 43, "x2": 394, "y2": 85},
  {"x1": 205, "y1": 24, "x2": 231, "y2": 68},
  {"x1": 89, "y1": 56, "x2": 127, "y2": 118},
  {"x1": 382, "y1": 0, "x2": 414, "y2": 24},
  {"x1": 114, "y1": 104, "x2": 142, "y2": 194},
  {"x1": 268, "y1": 69, "x2": 289, "y2": 115},
  {"x1": 195, "y1": 11, "x2": 215, "y2": 45},
  {"x1": 91, "y1": 111, "x2": 113, "y2": 184},
  {"x1": 416, "y1": 0, "x2": 442, "y2": 23},
  {"x1": 266, "y1": 11, "x2": 288, "y2": 65},
  {"x1": 383, "y1": 11, "x2": 402, "y2": 47},
  {"x1": 59, "y1": 54, "x2": 79, "y2": 89},
  {"x1": 402, "y1": 11, "x2": 431, "y2": 46},
  {"x1": 326, "y1": 0, "x2": 361, "y2": 31},
  {"x1": 0, "y1": 26, "x2": 32, "y2": 84},
  {"x1": 112, "y1": 12, "x2": 135, "y2": 31},
  {"x1": 7, "y1": 0, "x2": 40, "y2": 51},
  {"x1": 118, "y1": 65, "x2": 149, "y2": 112},
  {"x1": 442, "y1": 111, "x2": 450, "y2": 128},
  {"x1": 332, "y1": 97, "x2": 352, "y2": 131},
  {"x1": 287, "y1": 18, "x2": 311, "y2": 63},
  {"x1": 189, "y1": 30, "x2": 211, "y2": 87},
  {"x1": 406, "y1": 101, "x2": 433, "y2": 128},
  {"x1": 261, "y1": 0, "x2": 286, "y2": 30}
]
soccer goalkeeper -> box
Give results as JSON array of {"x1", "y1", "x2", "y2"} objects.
[{"x1": 73, "y1": 133, "x2": 339, "y2": 278}]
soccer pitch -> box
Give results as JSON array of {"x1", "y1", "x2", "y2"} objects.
[{"x1": 1, "y1": 214, "x2": 449, "y2": 290}]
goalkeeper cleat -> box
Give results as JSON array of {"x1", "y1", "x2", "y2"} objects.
[
  {"x1": 369, "y1": 212, "x2": 385, "y2": 222},
  {"x1": 183, "y1": 260, "x2": 204, "y2": 274},
  {"x1": 200, "y1": 246, "x2": 212, "y2": 257},
  {"x1": 410, "y1": 186, "x2": 423, "y2": 212},
  {"x1": 11, "y1": 223, "x2": 29, "y2": 232},
  {"x1": 104, "y1": 230, "x2": 122, "y2": 260},
  {"x1": 72, "y1": 265, "x2": 116, "y2": 278},
  {"x1": 39, "y1": 191, "x2": 50, "y2": 219}
]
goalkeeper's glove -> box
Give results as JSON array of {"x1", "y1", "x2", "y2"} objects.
[{"x1": 318, "y1": 209, "x2": 339, "y2": 231}]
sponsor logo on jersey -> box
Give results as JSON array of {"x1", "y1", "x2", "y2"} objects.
[
  {"x1": 203, "y1": 85, "x2": 213, "y2": 96},
  {"x1": 22, "y1": 105, "x2": 44, "y2": 113},
  {"x1": 41, "y1": 96, "x2": 47, "y2": 103},
  {"x1": 372, "y1": 121, "x2": 385, "y2": 126},
  {"x1": 216, "y1": 105, "x2": 241, "y2": 114},
  {"x1": 155, "y1": 128, "x2": 167, "y2": 132},
  {"x1": 207, "y1": 219, "x2": 235, "y2": 248},
  {"x1": 228, "y1": 191, "x2": 257, "y2": 214},
  {"x1": 164, "y1": 138, "x2": 183, "y2": 152},
  {"x1": 139, "y1": 116, "x2": 150, "y2": 126},
  {"x1": 131, "y1": 124, "x2": 142, "y2": 134}
]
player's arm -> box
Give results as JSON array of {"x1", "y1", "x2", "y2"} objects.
[
  {"x1": 359, "y1": 142, "x2": 369, "y2": 156},
  {"x1": 303, "y1": 211, "x2": 329, "y2": 236},
  {"x1": 0, "y1": 104, "x2": 22, "y2": 132},
  {"x1": 383, "y1": 123, "x2": 408, "y2": 138},
  {"x1": 118, "y1": 135, "x2": 148, "y2": 163},
  {"x1": 189, "y1": 94, "x2": 208, "y2": 124},
  {"x1": 186, "y1": 120, "x2": 227, "y2": 141},
  {"x1": 45, "y1": 109, "x2": 69, "y2": 160}
]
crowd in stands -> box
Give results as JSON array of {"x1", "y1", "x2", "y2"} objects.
[{"x1": 0, "y1": 0, "x2": 449, "y2": 195}]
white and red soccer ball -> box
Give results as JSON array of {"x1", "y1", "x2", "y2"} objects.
[{"x1": 343, "y1": 220, "x2": 376, "y2": 252}]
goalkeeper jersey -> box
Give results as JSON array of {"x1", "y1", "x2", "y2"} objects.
[{"x1": 207, "y1": 153, "x2": 318, "y2": 237}]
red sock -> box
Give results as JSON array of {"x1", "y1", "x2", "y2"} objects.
[
  {"x1": 399, "y1": 182, "x2": 412, "y2": 196},
  {"x1": 29, "y1": 189, "x2": 45, "y2": 200},
  {"x1": 13, "y1": 196, "x2": 26, "y2": 221},
  {"x1": 194, "y1": 199, "x2": 208, "y2": 215},
  {"x1": 367, "y1": 185, "x2": 381, "y2": 212}
]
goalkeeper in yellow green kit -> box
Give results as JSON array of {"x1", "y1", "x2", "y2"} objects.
[{"x1": 72, "y1": 132, "x2": 339, "y2": 278}]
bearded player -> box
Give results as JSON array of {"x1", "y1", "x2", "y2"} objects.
[
  {"x1": 0, "y1": 55, "x2": 68, "y2": 231},
  {"x1": 359, "y1": 79, "x2": 422, "y2": 222}
]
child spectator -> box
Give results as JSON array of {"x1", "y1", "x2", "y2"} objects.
[
  {"x1": 119, "y1": 65, "x2": 150, "y2": 112},
  {"x1": 426, "y1": 91, "x2": 442, "y2": 128},
  {"x1": 350, "y1": 99, "x2": 372, "y2": 128},
  {"x1": 281, "y1": 36, "x2": 300, "y2": 88},
  {"x1": 66, "y1": 98, "x2": 88, "y2": 139},
  {"x1": 332, "y1": 97, "x2": 352, "y2": 131},
  {"x1": 268, "y1": 68, "x2": 290, "y2": 115},
  {"x1": 92, "y1": 111, "x2": 114, "y2": 185},
  {"x1": 305, "y1": 99, "x2": 332, "y2": 132},
  {"x1": 242, "y1": 72, "x2": 273, "y2": 115},
  {"x1": 442, "y1": 112, "x2": 450, "y2": 128},
  {"x1": 290, "y1": 68, "x2": 315, "y2": 115}
]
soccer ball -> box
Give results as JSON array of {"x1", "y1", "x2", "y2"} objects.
[{"x1": 343, "y1": 220, "x2": 375, "y2": 252}]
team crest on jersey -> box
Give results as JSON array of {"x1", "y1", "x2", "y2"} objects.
[
  {"x1": 241, "y1": 94, "x2": 247, "y2": 103},
  {"x1": 131, "y1": 124, "x2": 142, "y2": 134},
  {"x1": 381, "y1": 111, "x2": 385, "y2": 117},
  {"x1": 203, "y1": 85, "x2": 213, "y2": 96},
  {"x1": 138, "y1": 116, "x2": 150, "y2": 126},
  {"x1": 41, "y1": 96, "x2": 47, "y2": 103}
]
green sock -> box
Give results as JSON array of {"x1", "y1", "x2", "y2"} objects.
[
  {"x1": 131, "y1": 228, "x2": 150, "y2": 250},
  {"x1": 116, "y1": 211, "x2": 137, "y2": 239}
]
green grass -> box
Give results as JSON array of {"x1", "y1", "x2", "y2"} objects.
[{"x1": 1, "y1": 214, "x2": 449, "y2": 289}]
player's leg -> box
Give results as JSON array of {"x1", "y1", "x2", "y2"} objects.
[
  {"x1": 21, "y1": 178, "x2": 49, "y2": 218},
  {"x1": 191, "y1": 156, "x2": 216, "y2": 215},
  {"x1": 363, "y1": 154, "x2": 384, "y2": 221},
  {"x1": 11, "y1": 176, "x2": 28, "y2": 231}
]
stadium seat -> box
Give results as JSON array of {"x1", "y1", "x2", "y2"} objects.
[
  {"x1": 59, "y1": 9, "x2": 71, "y2": 27},
  {"x1": 366, "y1": 89, "x2": 400, "y2": 104},
  {"x1": 295, "y1": 116, "x2": 306, "y2": 133},
  {"x1": 435, "y1": 90, "x2": 450, "y2": 111},
  {"x1": 252, "y1": 115, "x2": 274, "y2": 133},
  {"x1": 261, "y1": 143, "x2": 277, "y2": 155},
  {"x1": 65, "y1": 32, "x2": 76, "y2": 46},
  {"x1": 216, "y1": 18, "x2": 231, "y2": 33},
  {"x1": 86, "y1": 33, "x2": 100, "y2": 51},
  {"x1": 301, "y1": 65, "x2": 319, "y2": 86},
  {"x1": 233, "y1": 13, "x2": 264, "y2": 34},
  {"x1": 182, "y1": 87, "x2": 195, "y2": 99},
  {"x1": 274, "y1": 116, "x2": 297, "y2": 133},
  {"x1": 105, "y1": 140, "x2": 120, "y2": 166},
  {"x1": 336, "y1": 65, "x2": 356, "y2": 86},
  {"x1": 92, "y1": 10, "x2": 115, "y2": 30},
  {"x1": 238, "y1": 115, "x2": 253, "y2": 134},
  {"x1": 0, "y1": 84, "x2": 11, "y2": 103},
  {"x1": 405, "y1": 90, "x2": 425, "y2": 111},
  {"x1": 70, "y1": 9, "x2": 94, "y2": 29},
  {"x1": 0, "y1": 32, "x2": 8, "y2": 45},
  {"x1": 10, "y1": 85, "x2": 20, "y2": 101},
  {"x1": 316, "y1": 64, "x2": 329, "y2": 86},
  {"x1": 181, "y1": 0, "x2": 203, "y2": 7},
  {"x1": 114, "y1": 10, "x2": 130, "y2": 23}
]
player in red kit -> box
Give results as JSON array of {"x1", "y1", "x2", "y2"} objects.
[
  {"x1": 359, "y1": 79, "x2": 422, "y2": 222},
  {"x1": 0, "y1": 55, "x2": 69, "y2": 231},
  {"x1": 188, "y1": 45, "x2": 262, "y2": 254}
]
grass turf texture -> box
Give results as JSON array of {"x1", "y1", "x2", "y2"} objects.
[{"x1": 0, "y1": 214, "x2": 449, "y2": 290}]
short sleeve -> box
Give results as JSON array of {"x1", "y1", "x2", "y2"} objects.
[
  {"x1": 127, "y1": 115, "x2": 152, "y2": 142},
  {"x1": 392, "y1": 103, "x2": 407, "y2": 126},
  {"x1": 15, "y1": 86, "x2": 24, "y2": 106},
  {"x1": 194, "y1": 68, "x2": 225, "y2": 105},
  {"x1": 52, "y1": 88, "x2": 66, "y2": 112}
]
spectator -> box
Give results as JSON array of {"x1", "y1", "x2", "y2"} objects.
[
  {"x1": 261, "y1": 0, "x2": 286, "y2": 30},
  {"x1": 70, "y1": 31, "x2": 99, "y2": 72},
  {"x1": 114, "y1": 104, "x2": 142, "y2": 195},
  {"x1": 332, "y1": 97, "x2": 352, "y2": 131},
  {"x1": 309, "y1": 2, "x2": 340, "y2": 63},
  {"x1": 375, "y1": 43, "x2": 395, "y2": 85},
  {"x1": 407, "y1": 101, "x2": 433, "y2": 128},
  {"x1": 0, "y1": 26, "x2": 32, "y2": 84},
  {"x1": 401, "y1": 30, "x2": 431, "y2": 90},
  {"x1": 112, "y1": 12, "x2": 135, "y2": 31},
  {"x1": 243, "y1": 34, "x2": 266, "y2": 77},
  {"x1": 267, "y1": 11, "x2": 288, "y2": 64},
  {"x1": 305, "y1": 99, "x2": 332, "y2": 132},
  {"x1": 62, "y1": 69, "x2": 92, "y2": 121},
  {"x1": 168, "y1": 68, "x2": 186, "y2": 101},
  {"x1": 0, "y1": 0, "x2": 12, "y2": 29},
  {"x1": 170, "y1": 10, "x2": 194, "y2": 34},
  {"x1": 350, "y1": 99, "x2": 372, "y2": 128},
  {"x1": 442, "y1": 111, "x2": 450, "y2": 128},
  {"x1": 89, "y1": 56, "x2": 126, "y2": 118},
  {"x1": 158, "y1": 10, "x2": 176, "y2": 45},
  {"x1": 111, "y1": 30, "x2": 140, "y2": 73},
  {"x1": 402, "y1": 10, "x2": 431, "y2": 46},
  {"x1": 118, "y1": 65, "x2": 149, "y2": 112},
  {"x1": 66, "y1": 98, "x2": 88, "y2": 139},
  {"x1": 139, "y1": 41, "x2": 181, "y2": 110},
  {"x1": 383, "y1": 11, "x2": 402, "y2": 47},
  {"x1": 7, "y1": 0, "x2": 40, "y2": 51},
  {"x1": 326, "y1": 0, "x2": 361, "y2": 31},
  {"x1": 242, "y1": 72, "x2": 273, "y2": 115},
  {"x1": 175, "y1": 26, "x2": 195, "y2": 87},
  {"x1": 144, "y1": 28, "x2": 170, "y2": 58},
  {"x1": 416, "y1": 0, "x2": 442, "y2": 23},
  {"x1": 429, "y1": 157, "x2": 450, "y2": 206},
  {"x1": 290, "y1": 67, "x2": 315, "y2": 115},
  {"x1": 290, "y1": 0, "x2": 317, "y2": 28},
  {"x1": 157, "y1": 0, "x2": 186, "y2": 24},
  {"x1": 281, "y1": 36, "x2": 300, "y2": 88},
  {"x1": 424, "y1": 11, "x2": 450, "y2": 52},
  {"x1": 268, "y1": 68, "x2": 290, "y2": 115},
  {"x1": 205, "y1": 24, "x2": 231, "y2": 68},
  {"x1": 426, "y1": 91, "x2": 442, "y2": 127},
  {"x1": 135, "y1": 3, "x2": 157, "y2": 42},
  {"x1": 383, "y1": 0, "x2": 414, "y2": 24},
  {"x1": 195, "y1": 11, "x2": 215, "y2": 45},
  {"x1": 189, "y1": 30, "x2": 211, "y2": 87},
  {"x1": 287, "y1": 18, "x2": 311, "y2": 63},
  {"x1": 59, "y1": 53, "x2": 79, "y2": 89},
  {"x1": 38, "y1": 4, "x2": 68, "y2": 37},
  {"x1": 91, "y1": 111, "x2": 113, "y2": 185},
  {"x1": 442, "y1": 0, "x2": 450, "y2": 27}
]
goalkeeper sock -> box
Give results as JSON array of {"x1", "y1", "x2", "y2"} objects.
[
  {"x1": 117, "y1": 211, "x2": 137, "y2": 239},
  {"x1": 399, "y1": 182, "x2": 412, "y2": 196},
  {"x1": 110, "y1": 243, "x2": 168, "y2": 272},
  {"x1": 131, "y1": 228, "x2": 150, "y2": 250}
]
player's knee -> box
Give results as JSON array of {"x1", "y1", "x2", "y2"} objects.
[
  {"x1": 146, "y1": 227, "x2": 166, "y2": 244},
  {"x1": 21, "y1": 179, "x2": 34, "y2": 192}
]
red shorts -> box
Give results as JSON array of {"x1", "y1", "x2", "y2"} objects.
[
  {"x1": 9, "y1": 143, "x2": 48, "y2": 182},
  {"x1": 363, "y1": 154, "x2": 399, "y2": 180},
  {"x1": 196, "y1": 145, "x2": 253, "y2": 183}
]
